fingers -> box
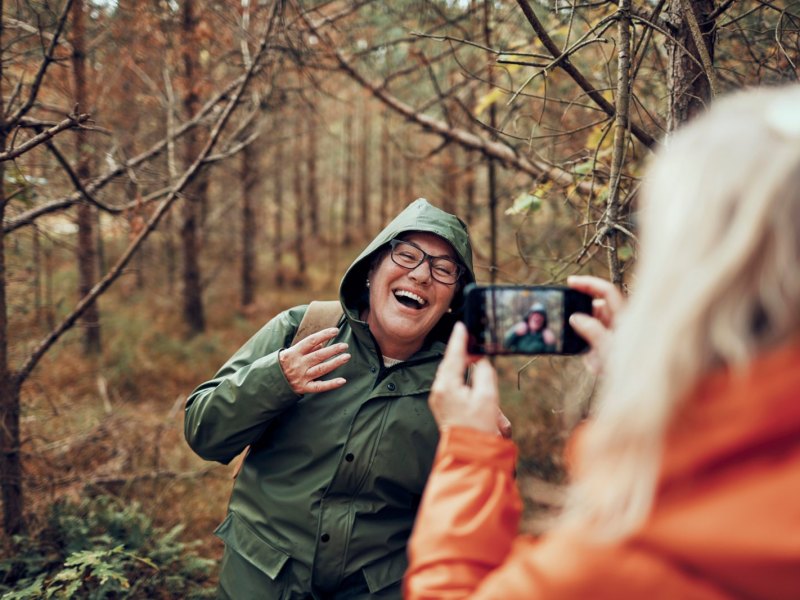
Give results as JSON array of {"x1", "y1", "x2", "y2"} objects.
[
  {"x1": 569, "y1": 313, "x2": 607, "y2": 350},
  {"x1": 568, "y1": 312, "x2": 609, "y2": 376},
  {"x1": 496, "y1": 408, "x2": 513, "y2": 439},
  {"x1": 303, "y1": 377, "x2": 348, "y2": 393},
  {"x1": 470, "y1": 358, "x2": 497, "y2": 398},
  {"x1": 279, "y1": 327, "x2": 350, "y2": 395},
  {"x1": 567, "y1": 275, "x2": 625, "y2": 325},
  {"x1": 305, "y1": 351, "x2": 351, "y2": 380},
  {"x1": 591, "y1": 298, "x2": 614, "y2": 328},
  {"x1": 308, "y1": 341, "x2": 350, "y2": 364},
  {"x1": 430, "y1": 352, "x2": 501, "y2": 435},
  {"x1": 293, "y1": 327, "x2": 341, "y2": 352},
  {"x1": 433, "y1": 322, "x2": 468, "y2": 391}
]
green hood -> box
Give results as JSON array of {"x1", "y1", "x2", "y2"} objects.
[{"x1": 339, "y1": 198, "x2": 475, "y2": 341}]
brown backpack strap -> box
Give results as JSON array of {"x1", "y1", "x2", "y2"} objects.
[
  {"x1": 232, "y1": 301, "x2": 343, "y2": 479},
  {"x1": 290, "y1": 301, "x2": 344, "y2": 346}
]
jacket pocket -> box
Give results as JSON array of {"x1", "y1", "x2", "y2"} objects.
[
  {"x1": 361, "y1": 547, "x2": 407, "y2": 593},
  {"x1": 214, "y1": 511, "x2": 290, "y2": 580}
]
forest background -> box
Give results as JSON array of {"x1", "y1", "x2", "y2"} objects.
[{"x1": 0, "y1": 0, "x2": 797, "y2": 596}]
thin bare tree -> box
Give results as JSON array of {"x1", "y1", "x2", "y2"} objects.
[
  {"x1": 0, "y1": 0, "x2": 281, "y2": 535},
  {"x1": 70, "y1": 0, "x2": 102, "y2": 354}
]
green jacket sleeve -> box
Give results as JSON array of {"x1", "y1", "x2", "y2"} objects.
[{"x1": 183, "y1": 305, "x2": 307, "y2": 463}]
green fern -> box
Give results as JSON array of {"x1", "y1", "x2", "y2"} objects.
[{"x1": 0, "y1": 496, "x2": 214, "y2": 599}]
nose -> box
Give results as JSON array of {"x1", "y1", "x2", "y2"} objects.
[{"x1": 408, "y1": 259, "x2": 433, "y2": 284}]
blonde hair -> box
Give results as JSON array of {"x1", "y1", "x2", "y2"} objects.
[{"x1": 561, "y1": 85, "x2": 800, "y2": 541}]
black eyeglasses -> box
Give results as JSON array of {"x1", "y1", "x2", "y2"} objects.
[{"x1": 388, "y1": 239, "x2": 463, "y2": 285}]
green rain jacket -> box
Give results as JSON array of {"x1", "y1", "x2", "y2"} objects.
[{"x1": 184, "y1": 199, "x2": 475, "y2": 598}]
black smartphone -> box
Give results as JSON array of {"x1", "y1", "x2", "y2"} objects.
[{"x1": 463, "y1": 284, "x2": 593, "y2": 355}]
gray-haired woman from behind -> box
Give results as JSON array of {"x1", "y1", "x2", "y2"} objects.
[{"x1": 406, "y1": 86, "x2": 800, "y2": 599}]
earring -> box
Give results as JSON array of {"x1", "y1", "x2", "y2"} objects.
[
  {"x1": 446, "y1": 308, "x2": 453, "y2": 313},
  {"x1": 366, "y1": 280, "x2": 370, "y2": 288}
]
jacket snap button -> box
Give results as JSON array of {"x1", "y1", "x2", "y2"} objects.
[
  {"x1": 387, "y1": 382, "x2": 396, "y2": 391},
  {"x1": 345, "y1": 453, "x2": 354, "y2": 462},
  {"x1": 370, "y1": 366, "x2": 377, "y2": 373},
  {"x1": 321, "y1": 533, "x2": 330, "y2": 542}
]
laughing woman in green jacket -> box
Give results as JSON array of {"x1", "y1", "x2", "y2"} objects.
[{"x1": 184, "y1": 199, "x2": 506, "y2": 599}]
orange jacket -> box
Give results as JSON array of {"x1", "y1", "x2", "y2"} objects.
[{"x1": 405, "y1": 340, "x2": 800, "y2": 599}]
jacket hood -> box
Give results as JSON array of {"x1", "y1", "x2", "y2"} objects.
[{"x1": 339, "y1": 198, "x2": 475, "y2": 343}]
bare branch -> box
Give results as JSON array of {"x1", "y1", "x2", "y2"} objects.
[
  {"x1": 4, "y1": 72, "x2": 253, "y2": 233},
  {"x1": 3, "y1": 17, "x2": 73, "y2": 51},
  {"x1": 514, "y1": 0, "x2": 656, "y2": 148},
  {"x1": 42, "y1": 138, "x2": 119, "y2": 213},
  {"x1": 507, "y1": 33, "x2": 614, "y2": 106},
  {"x1": 5, "y1": 0, "x2": 76, "y2": 127},
  {"x1": 707, "y1": 0, "x2": 739, "y2": 22},
  {"x1": 309, "y1": 0, "x2": 376, "y2": 29},
  {"x1": 774, "y1": 7, "x2": 799, "y2": 76},
  {"x1": 15, "y1": 2, "x2": 283, "y2": 386},
  {"x1": 204, "y1": 126, "x2": 261, "y2": 164},
  {"x1": 0, "y1": 112, "x2": 90, "y2": 162},
  {"x1": 301, "y1": 10, "x2": 594, "y2": 194}
]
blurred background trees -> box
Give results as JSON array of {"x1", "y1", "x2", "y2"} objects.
[{"x1": 1, "y1": 0, "x2": 797, "y2": 594}]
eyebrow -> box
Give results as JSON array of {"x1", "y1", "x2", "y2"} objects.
[{"x1": 400, "y1": 239, "x2": 457, "y2": 261}]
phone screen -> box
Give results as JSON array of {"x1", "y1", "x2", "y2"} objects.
[{"x1": 464, "y1": 284, "x2": 593, "y2": 355}]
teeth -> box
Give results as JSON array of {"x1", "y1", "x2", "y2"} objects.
[{"x1": 394, "y1": 289, "x2": 427, "y2": 306}]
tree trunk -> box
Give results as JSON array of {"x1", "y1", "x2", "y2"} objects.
[
  {"x1": 359, "y1": 96, "x2": 371, "y2": 236},
  {"x1": 0, "y1": 128, "x2": 24, "y2": 535},
  {"x1": 180, "y1": 0, "x2": 205, "y2": 333},
  {"x1": 33, "y1": 225, "x2": 42, "y2": 322},
  {"x1": 241, "y1": 140, "x2": 257, "y2": 307},
  {"x1": 164, "y1": 50, "x2": 178, "y2": 297},
  {"x1": 164, "y1": 211, "x2": 177, "y2": 295},
  {"x1": 464, "y1": 155, "x2": 476, "y2": 226},
  {"x1": 604, "y1": 0, "x2": 633, "y2": 285},
  {"x1": 0, "y1": 4, "x2": 23, "y2": 530},
  {"x1": 293, "y1": 116, "x2": 306, "y2": 282},
  {"x1": 342, "y1": 112, "x2": 354, "y2": 245},
  {"x1": 0, "y1": 374, "x2": 23, "y2": 536},
  {"x1": 181, "y1": 191, "x2": 205, "y2": 332},
  {"x1": 484, "y1": 0, "x2": 498, "y2": 284},
  {"x1": 306, "y1": 114, "x2": 320, "y2": 238},
  {"x1": 389, "y1": 142, "x2": 400, "y2": 218},
  {"x1": 273, "y1": 123, "x2": 285, "y2": 286},
  {"x1": 441, "y1": 143, "x2": 458, "y2": 214},
  {"x1": 403, "y1": 151, "x2": 414, "y2": 211},
  {"x1": 667, "y1": 0, "x2": 716, "y2": 130},
  {"x1": 72, "y1": 0, "x2": 101, "y2": 354},
  {"x1": 463, "y1": 83, "x2": 477, "y2": 226},
  {"x1": 379, "y1": 109, "x2": 390, "y2": 227}
]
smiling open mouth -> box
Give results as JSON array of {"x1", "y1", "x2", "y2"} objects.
[{"x1": 394, "y1": 289, "x2": 427, "y2": 309}]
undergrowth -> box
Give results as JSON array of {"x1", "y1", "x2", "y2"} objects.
[{"x1": 0, "y1": 495, "x2": 215, "y2": 599}]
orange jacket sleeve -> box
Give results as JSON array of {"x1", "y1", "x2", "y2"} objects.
[
  {"x1": 405, "y1": 426, "x2": 522, "y2": 599},
  {"x1": 404, "y1": 427, "x2": 729, "y2": 600}
]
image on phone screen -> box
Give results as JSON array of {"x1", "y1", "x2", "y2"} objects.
[{"x1": 464, "y1": 285, "x2": 591, "y2": 355}]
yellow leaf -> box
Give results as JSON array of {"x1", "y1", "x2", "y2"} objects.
[
  {"x1": 474, "y1": 87, "x2": 508, "y2": 117},
  {"x1": 585, "y1": 124, "x2": 613, "y2": 155}
]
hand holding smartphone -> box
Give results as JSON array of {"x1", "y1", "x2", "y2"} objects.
[{"x1": 464, "y1": 284, "x2": 593, "y2": 356}]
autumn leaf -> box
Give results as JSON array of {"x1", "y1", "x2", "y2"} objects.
[{"x1": 505, "y1": 191, "x2": 544, "y2": 215}]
